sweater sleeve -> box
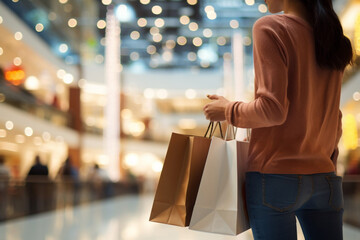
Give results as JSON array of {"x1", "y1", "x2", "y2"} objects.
[{"x1": 225, "y1": 17, "x2": 290, "y2": 128}]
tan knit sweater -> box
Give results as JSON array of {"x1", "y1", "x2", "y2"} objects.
[{"x1": 225, "y1": 14, "x2": 343, "y2": 174}]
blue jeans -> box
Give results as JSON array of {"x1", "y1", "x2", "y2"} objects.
[{"x1": 246, "y1": 172, "x2": 344, "y2": 240}]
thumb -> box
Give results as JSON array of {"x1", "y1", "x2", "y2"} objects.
[{"x1": 207, "y1": 94, "x2": 219, "y2": 100}]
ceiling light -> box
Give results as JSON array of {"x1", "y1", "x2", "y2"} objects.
[
  {"x1": 155, "y1": 18, "x2": 165, "y2": 28},
  {"x1": 153, "y1": 33, "x2": 163, "y2": 42},
  {"x1": 165, "y1": 40, "x2": 176, "y2": 49},
  {"x1": 189, "y1": 22, "x2": 198, "y2": 31},
  {"x1": 180, "y1": 15, "x2": 190, "y2": 25},
  {"x1": 63, "y1": 73, "x2": 74, "y2": 84},
  {"x1": 203, "y1": 28, "x2": 213, "y2": 38},
  {"x1": 147, "y1": 45, "x2": 156, "y2": 54},
  {"x1": 245, "y1": 0, "x2": 255, "y2": 6},
  {"x1": 24, "y1": 76, "x2": 40, "y2": 90},
  {"x1": 187, "y1": 0, "x2": 197, "y2": 5},
  {"x1": 193, "y1": 37, "x2": 203, "y2": 47},
  {"x1": 230, "y1": 20, "x2": 239, "y2": 29},
  {"x1": 97, "y1": 20, "x2": 106, "y2": 29},
  {"x1": 35, "y1": 23, "x2": 44, "y2": 32},
  {"x1": 130, "y1": 52, "x2": 140, "y2": 61},
  {"x1": 258, "y1": 4, "x2": 268, "y2": 13},
  {"x1": 5, "y1": 121, "x2": 14, "y2": 130},
  {"x1": 14, "y1": 32, "x2": 23, "y2": 40},
  {"x1": 243, "y1": 36, "x2": 252, "y2": 46},
  {"x1": 204, "y1": 5, "x2": 215, "y2": 13},
  {"x1": 217, "y1": 36, "x2": 227, "y2": 46},
  {"x1": 130, "y1": 31, "x2": 140, "y2": 40},
  {"x1": 207, "y1": 11, "x2": 217, "y2": 20},
  {"x1": 24, "y1": 127, "x2": 33, "y2": 137},
  {"x1": 177, "y1": 36, "x2": 187, "y2": 45},
  {"x1": 13, "y1": 57, "x2": 22, "y2": 66},
  {"x1": 59, "y1": 43, "x2": 68, "y2": 53},
  {"x1": 59, "y1": 0, "x2": 68, "y2": 4},
  {"x1": 102, "y1": 0, "x2": 112, "y2": 5},
  {"x1": 152, "y1": 5, "x2": 162, "y2": 15},
  {"x1": 150, "y1": 27, "x2": 160, "y2": 35},
  {"x1": 68, "y1": 18, "x2": 77, "y2": 28},
  {"x1": 137, "y1": 18, "x2": 147, "y2": 27},
  {"x1": 140, "y1": 0, "x2": 150, "y2": 4}
]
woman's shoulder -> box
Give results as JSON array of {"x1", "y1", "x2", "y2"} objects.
[{"x1": 253, "y1": 14, "x2": 287, "y2": 31}]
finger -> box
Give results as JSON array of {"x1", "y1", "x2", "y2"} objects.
[{"x1": 207, "y1": 94, "x2": 219, "y2": 100}]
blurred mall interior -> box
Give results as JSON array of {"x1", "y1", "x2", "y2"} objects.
[{"x1": 0, "y1": 0, "x2": 359, "y2": 239}]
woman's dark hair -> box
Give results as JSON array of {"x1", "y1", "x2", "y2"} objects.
[{"x1": 302, "y1": 0, "x2": 353, "y2": 70}]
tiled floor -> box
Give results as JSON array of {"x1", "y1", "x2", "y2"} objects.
[{"x1": 0, "y1": 194, "x2": 359, "y2": 240}]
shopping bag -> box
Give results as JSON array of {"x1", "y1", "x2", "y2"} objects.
[
  {"x1": 149, "y1": 122, "x2": 222, "y2": 227},
  {"x1": 189, "y1": 126, "x2": 250, "y2": 235}
]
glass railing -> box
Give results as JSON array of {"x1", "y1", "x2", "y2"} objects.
[{"x1": 0, "y1": 78, "x2": 72, "y2": 128}]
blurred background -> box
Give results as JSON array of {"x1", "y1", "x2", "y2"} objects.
[{"x1": 0, "y1": 0, "x2": 359, "y2": 239}]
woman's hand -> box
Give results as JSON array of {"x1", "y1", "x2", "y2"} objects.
[{"x1": 203, "y1": 94, "x2": 230, "y2": 121}]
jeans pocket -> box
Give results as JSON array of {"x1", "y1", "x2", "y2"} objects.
[
  {"x1": 326, "y1": 175, "x2": 344, "y2": 211},
  {"x1": 262, "y1": 174, "x2": 302, "y2": 212}
]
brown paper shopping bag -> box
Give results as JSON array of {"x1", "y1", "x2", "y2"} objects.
[
  {"x1": 189, "y1": 126, "x2": 250, "y2": 235},
  {"x1": 149, "y1": 122, "x2": 222, "y2": 227}
]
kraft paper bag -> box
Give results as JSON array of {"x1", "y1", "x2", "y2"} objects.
[
  {"x1": 149, "y1": 123, "x2": 222, "y2": 227},
  {"x1": 189, "y1": 131, "x2": 250, "y2": 235}
]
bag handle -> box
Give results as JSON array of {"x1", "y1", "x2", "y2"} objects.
[
  {"x1": 225, "y1": 124, "x2": 251, "y2": 141},
  {"x1": 204, "y1": 122, "x2": 223, "y2": 139}
]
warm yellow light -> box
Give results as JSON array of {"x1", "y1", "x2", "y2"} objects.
[
  {"x1": 245, "y1": 0, "x2": 255, "y2": 6},
  {"x1": 5, "y1": 121, "x2": 14, "y2": 130},
  {"x1": 137, "y1": 18, "x2": 147, "y2": 27},
  {"x1": 130, "y1": 31, "x2": 140, "y2": 40},
  {"x1": 259, "y1": 4, "x2": 268, "y2": 13},
  {"x1": 355, "y1": 14, "x2": 360, "y2": 55},
  {"x1": 204, "y1": 5, "x2": 215, "y2": 13},
  {"x1": 68, "y1": 18, "x2": 77, "y2": 28},
  {"x1": 14, "y1": 32, "x2": 23, "y2": 40},
  {"x1": 185, "y1": 89, "x2": 197, "y2": 99},
  {"x1": 203, "y1": 28, "x2": 213, "y2": 38},
  {"x1": 97, "y1": 20, "x2": 106, "y2": 29},
  {"x1": 13, "y1": 57, "x2": 22, "y2": 66},
  {"x1": 147, "y1": 45, "x2": 156, "y2": 54},
  {"x1": 193, "y1": 37, "x2": 203, "y2": 47},
  {"x1": 130, "y1": 52, "x2": 140, "y2": 61},
  {"x1": 0, "y1": 129, "x2": 6, "y2": 138},
  {"x1": 243, "y1": 36, "x2": 252, "y2": 46},
  {"x1": 102, "y1": 0, "x2": 112, "y2": 5},
  {"x1": 140, "y1": 0, "x2": 150, "y2": 4},
  {"x1": 35, "y1": 23, "x2": 44, "y2": 32},
  {"x1": 165, "y1": 40, "x2": 176, "y2": 49},
  {"x1": 0, "y1": 16, "x2": 3, "y2": 24},
  {"x1": 59, "y1": 0, "x2": 68, "y2": 3},
  {"x1": 162, "y1": 50, "x2": 173, "y2": 62},
  {"x1": 187, "y1": 0, "x2": 197, "y2": 5},
  {"x1": 180, "y1": 15, "x2": 190, "y2": 25},
  {"x1": 189, "y1": 22, "x2": 199, "y2": 31},
  {"x1": 217, "y1": 36, "x2": 227, "y2": 46},
  {"x1": 153, "y1": 33, "x2": 163, "y2": 42},
  {"x1": 154, "y1": 18, "x2": 165, "y2": 28},
  {"x1": 230, "y1": 19, "x2": 239, "y2": 29},
  {"x1": 0, "y1": 47, "x2": 3, "y2": 55},
  {"x1": 177, "y1": 36, "x2": 187, "y2": 45},
  {"x1": 24, "y1": 127, "x2": 33, "y2": 137},
  {"x1": 207, "y1": 11, "x2": 217, "y2": 20},
  {"x1": 150, "y1": 27, "x2": 160, "y2": 35},
  {"x1": 152, "y1": 5, "x2": 162, "y2": 15}
]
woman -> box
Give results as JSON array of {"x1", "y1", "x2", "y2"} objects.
[{"x1": 203, "y1": 0, "x2": 353, "y2": 239}]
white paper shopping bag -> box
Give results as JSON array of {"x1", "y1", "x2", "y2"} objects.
[{"x1": 189, "y1": 131, "x2": 250, "y2": 235}]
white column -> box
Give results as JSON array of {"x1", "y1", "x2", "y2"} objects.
[{"x1": 104, "y1": 8, "x2": 121, "y2": 181}]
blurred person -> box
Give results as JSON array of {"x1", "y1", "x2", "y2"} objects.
[
  {"x1": 0, "y1": 155, "x2": 11, "y2": 220},
  {"x1": 89, "y1": 163, "x2": 111, "y2": 199},
  {"x1": 203, "y1": 0, "x2": 352, "y2": 239},
  {"x1": 57, "y1": 157, "x2": 80, "y2": 206},
  {"x1": 26, "y1": 155, "x2": 50, "y2": 214}
]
